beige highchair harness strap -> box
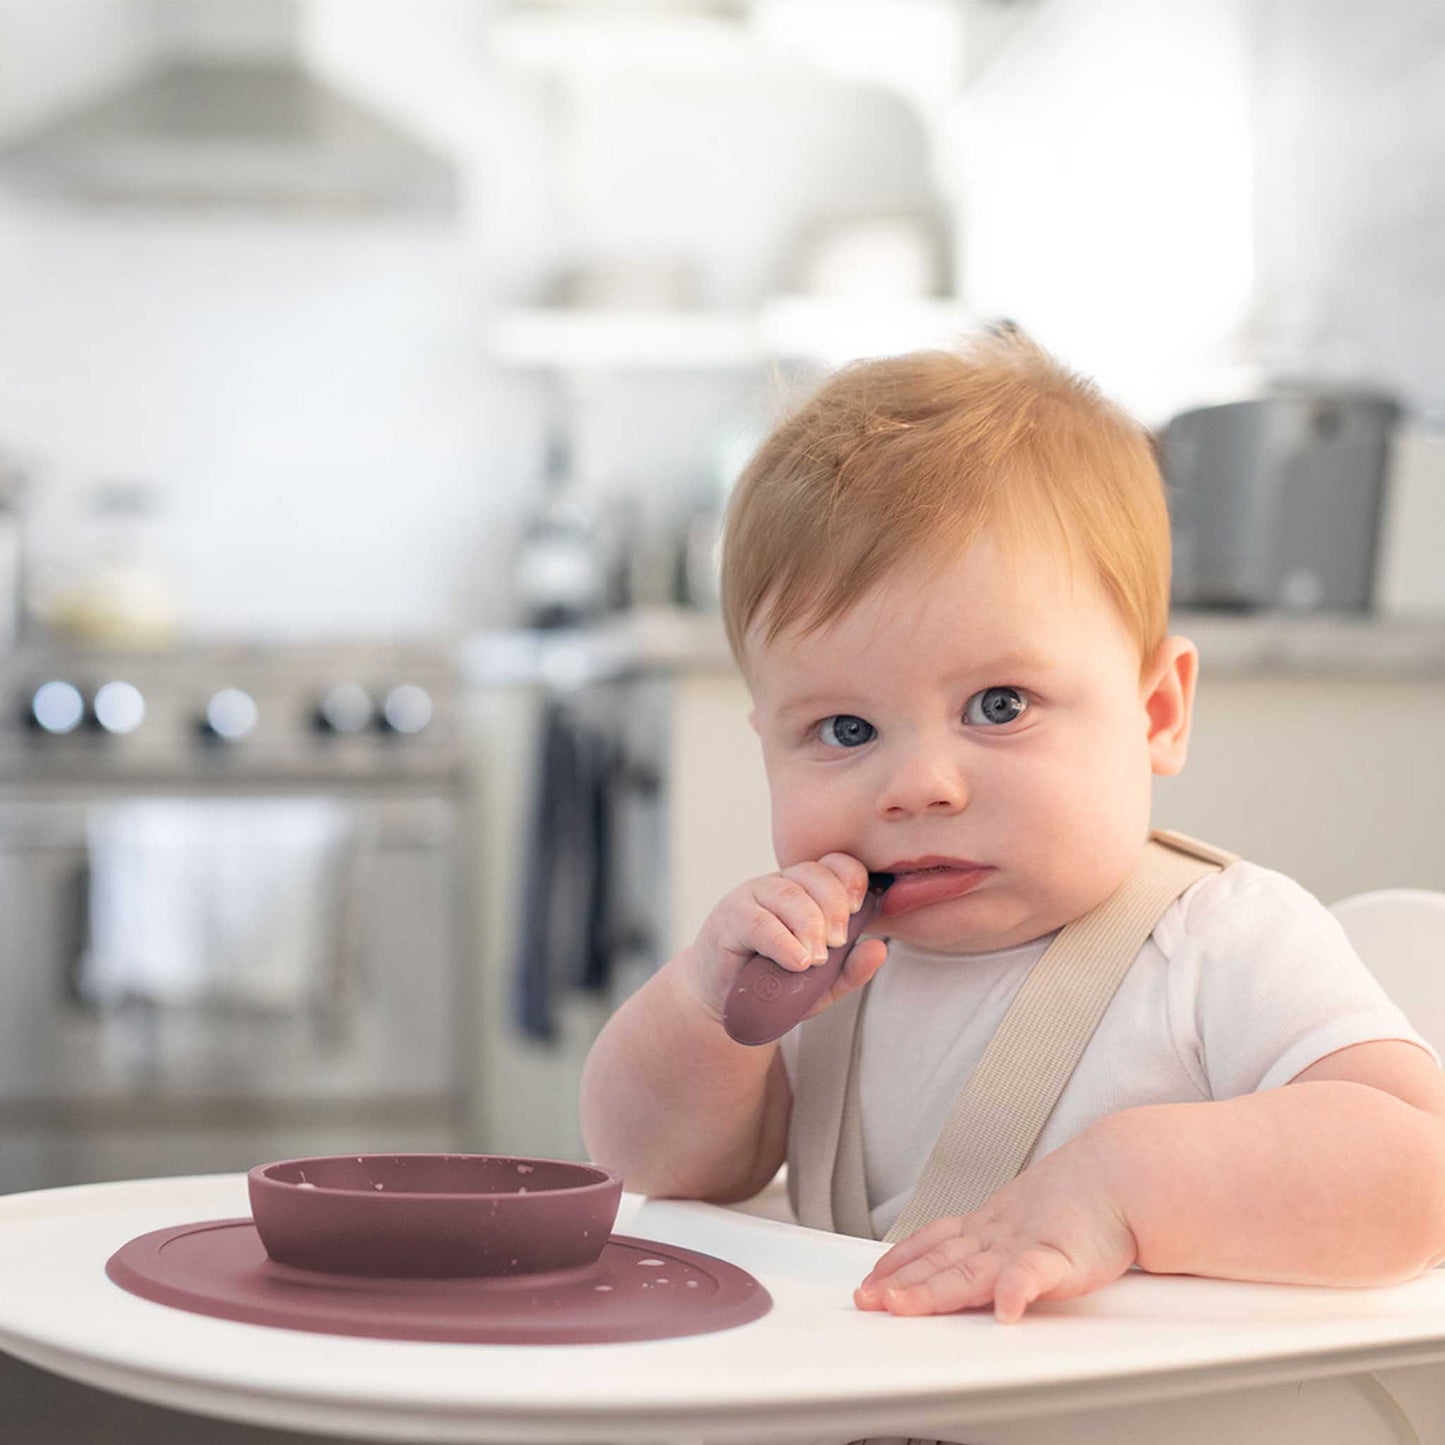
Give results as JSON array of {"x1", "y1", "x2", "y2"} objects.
[
  {"x1": 789, "y1": 830, "x2": 1239, "y2": 1243},
  {"x1": 788, "y1": 830, "x2": 1238, "y2": 1445}
]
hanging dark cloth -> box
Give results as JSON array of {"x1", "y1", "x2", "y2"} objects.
[{"x1": 512, "y1": 696, "x2": 618, "y2": 1041}]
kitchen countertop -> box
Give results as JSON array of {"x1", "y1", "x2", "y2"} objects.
[{"x1": 458, "y1": 606, "x2": 1445, "y2": 687}]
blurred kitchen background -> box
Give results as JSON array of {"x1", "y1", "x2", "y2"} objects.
[{"x1": 0, "y1": 0, "x2": 1442, "y2": 1184}]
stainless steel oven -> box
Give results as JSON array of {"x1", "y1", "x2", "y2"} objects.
[{"x1": 0, "y1": 642, "x2": 471, "y2": 1194}]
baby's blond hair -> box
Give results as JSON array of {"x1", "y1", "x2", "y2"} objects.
[{"x1": 720, "y1": 328, "x2": 1172, "y2": 678}]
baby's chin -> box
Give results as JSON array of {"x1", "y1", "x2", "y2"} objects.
[
  {"x1": 878, "y1": 891, "x2": 1062, "y2": 955},
  {"x1": 878, "y1": 901, "x2": 1028, "y2": 947}
]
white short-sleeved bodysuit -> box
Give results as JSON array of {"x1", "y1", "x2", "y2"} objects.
[{"x1": 778, "y1": 861, "x2": 1439, "y2": 1240}]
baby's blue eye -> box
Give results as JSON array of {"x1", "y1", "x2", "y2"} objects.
[
  {"x1": 964, "y1": 686, "x2": 1027, "y2": 726},
  {"x1": 818, "y1": 714, "x2": 876, "y2": 749}
]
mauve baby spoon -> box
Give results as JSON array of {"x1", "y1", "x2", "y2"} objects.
[{"x1": 722, "y1": 873, "x2": 893, "y2": 1046}]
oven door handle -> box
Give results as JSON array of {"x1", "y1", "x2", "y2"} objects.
[{"x1": 62, "y1": 854, "x2": 93, "y2": 1006}]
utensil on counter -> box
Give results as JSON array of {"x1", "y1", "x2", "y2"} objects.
[{"x1": 724, "y1": 873, "x2": 893, "y2": 1047}]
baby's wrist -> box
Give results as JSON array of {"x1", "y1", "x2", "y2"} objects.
[
  {"x1": 658, "y1": 945, "x2": 729, "y2": 1031},
  {"x1": 1078, "y1": 1106, "x2": 1171, "y2": 1262}
]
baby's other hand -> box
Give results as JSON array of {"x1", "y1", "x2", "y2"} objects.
[
  {"x1": 853, "y1": 1127, "x2": 1138, "y2": 1323},
  {"x1": 678, "y1": 853, "x2": 888, "y2": 1025}
]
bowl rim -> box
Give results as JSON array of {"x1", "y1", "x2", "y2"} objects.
[{"x1": 247, "y1": 1153, "x2": 624, "y2": 1203}]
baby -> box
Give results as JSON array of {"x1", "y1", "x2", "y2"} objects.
[{"x1": 579, "y1": 329, "x2": 1445, "y2": 1324}]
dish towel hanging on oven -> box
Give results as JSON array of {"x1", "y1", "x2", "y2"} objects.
[{"x1": 77, "y1": 799, "x2": 359, "y2": 1013}]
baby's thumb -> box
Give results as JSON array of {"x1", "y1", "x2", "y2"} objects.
[
  {"x1": 842, "y1": 936, "x2": 888, "y2": 990},
  {"x1": 803, "y1": 937, "x2": 887, "y2": 1021}
]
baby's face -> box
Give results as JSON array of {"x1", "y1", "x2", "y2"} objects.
[{"x1": 745, "y1": 532, "x2": 1184, "y2": 953}]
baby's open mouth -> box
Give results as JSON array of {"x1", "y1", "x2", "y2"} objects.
[{"x1": 877, "y1": 861, "x2": 992, "y2": 916}]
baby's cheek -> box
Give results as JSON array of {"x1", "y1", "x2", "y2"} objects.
[
  {"x1": 1044, "y1": 809, "x2": 1145, "y2": 916},
  {"x1": 768, "y1": 778, "x2": 837, "y2": 865},
  {"x1": 1002, "y1": 762, "x2": 1136, "y2": 895},
  {"x1": 768, "y1": 786, "x2": 826, "y2": 861}
]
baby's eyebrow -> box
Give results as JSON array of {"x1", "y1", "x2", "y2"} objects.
[
  {"x1": 973, "y1": 649, "x2": 1054, "y2": 677},
  {"x1": 777, "y1": 692, "x2": 860, "y2": 719},
  {"x1": 773, "y1": 651, "x2": 1054, "y2": 719}
]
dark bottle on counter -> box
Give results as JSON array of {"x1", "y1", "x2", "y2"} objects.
[{"x1": 512, "y1": 426, "x2": 609, "y2": 630}]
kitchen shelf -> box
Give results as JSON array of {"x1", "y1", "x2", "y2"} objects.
[
  {"x1": 487, "y1": 296, "x2": 974, "y2": 371},
  {"x1": 760, "y1": 295, "x2": 973, "y2": 364},
  {"x1": 491, "y1": 8, "x2": 754, "y2": 74},
  {"x1": 490, "y1": 3, "x2": 964, "y2": 121},
  {"x1": 487, "y1": 308, "x2": 755, "y2": 370}
]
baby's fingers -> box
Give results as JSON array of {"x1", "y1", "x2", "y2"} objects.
[
  {"x1": 856, "y1": 1242, "x2": 1070, "y2": 1321},
  {"x1": 737, "y1": 875, "x2": 830, "y2": 970},
  {"x1": 816, "y1": 851, "x2": 874, "y2": 910},
  {"x1": 755, "y1": 867, "x2": 853, "y2": 963},
  {"x1": 857, "y1": 1236, "x2": 997, "y2": 1316},
  {"x1": 857, "y1": 1214, "x2": 970, "y2": 1295},
  {"x1": 849, "y1": 1219, "x2": 976, "y2": 1312}
]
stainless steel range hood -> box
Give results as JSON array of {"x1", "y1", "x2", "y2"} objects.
[{"x1": 0, "y1": 1, "x2": 457, "y2": 215}]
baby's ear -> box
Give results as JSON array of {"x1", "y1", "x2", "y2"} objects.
[{"x1": 1143, "y1": 636, "x2": 1198, "y2": 776}]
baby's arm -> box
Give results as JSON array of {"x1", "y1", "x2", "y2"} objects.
[
  {"x1": 580, "y1": 853, "x2": 887, "y2": 1202},
  {"x1": 857, "y1": 1039, "x2": 1445, "y2": 1321},
  {"x1": 1113, "y1": 1038, "x2": 1445, "y2": 1284},
  {"x1": 579, "y1": 957, "x2": 787, "y2": 1202}
]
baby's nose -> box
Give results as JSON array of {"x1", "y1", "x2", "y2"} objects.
[{"x1": 876, "y1": 748, "x2": 968, "y2": 818}]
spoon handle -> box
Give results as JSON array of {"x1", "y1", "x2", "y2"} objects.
[{"x1": 722, "y1": 876, "x2": 891, "y2": 1047}]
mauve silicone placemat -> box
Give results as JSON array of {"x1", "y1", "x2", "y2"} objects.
[{"x1": 106, "y1": 1218, "x2": 772, "y2": 1344}]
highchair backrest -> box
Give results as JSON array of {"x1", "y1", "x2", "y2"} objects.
[{"x1": 1331, "y1": 888, "x2": 1445, "y2": 1058}]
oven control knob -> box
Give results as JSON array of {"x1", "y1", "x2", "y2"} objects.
[
  {"x1": 200, "y1": 687, "x2": 258, "y2": 741},
  {"x1": 28, "y1": 680, "x2": 85, "y2": 735},
  {"x1": 314, "y1": 682, "x2": 374, "y2": 735},
  {"x1": 92, "y1": 680, "x2": 146, "y2": 735},
  {"x1": 379, "y1": 684, "x2": 433, "y2": 735}
]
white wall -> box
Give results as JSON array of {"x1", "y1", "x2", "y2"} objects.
[
  {"x1": 1, "y1": 210, "x2": 546, "y2": 636},
  {"x1": 950, "y1": 0, "x2": 1445, "y2": 428},
  {"x1": 1248, "y1": 0, "x2": 1445, "y2": 419},
  {"x1": 0, "y1": 0, "x2": 942, "y2": 639},
  {"x1": 949, "y1": 0, "x2": 1258, "y2": 428}
]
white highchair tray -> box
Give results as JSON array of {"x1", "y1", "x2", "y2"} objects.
[{"x1": 1, "y1": 1174, "x2": 1444, "y2": 1443}]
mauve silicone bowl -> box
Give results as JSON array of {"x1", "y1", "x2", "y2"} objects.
[{"x1": 247, "y1": 1154, "x2": 623, "y2": 1278}]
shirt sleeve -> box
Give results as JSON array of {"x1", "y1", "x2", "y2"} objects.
[{"x1": 1156, "y1": 861, "x2": 1440, "y2": 1099}]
